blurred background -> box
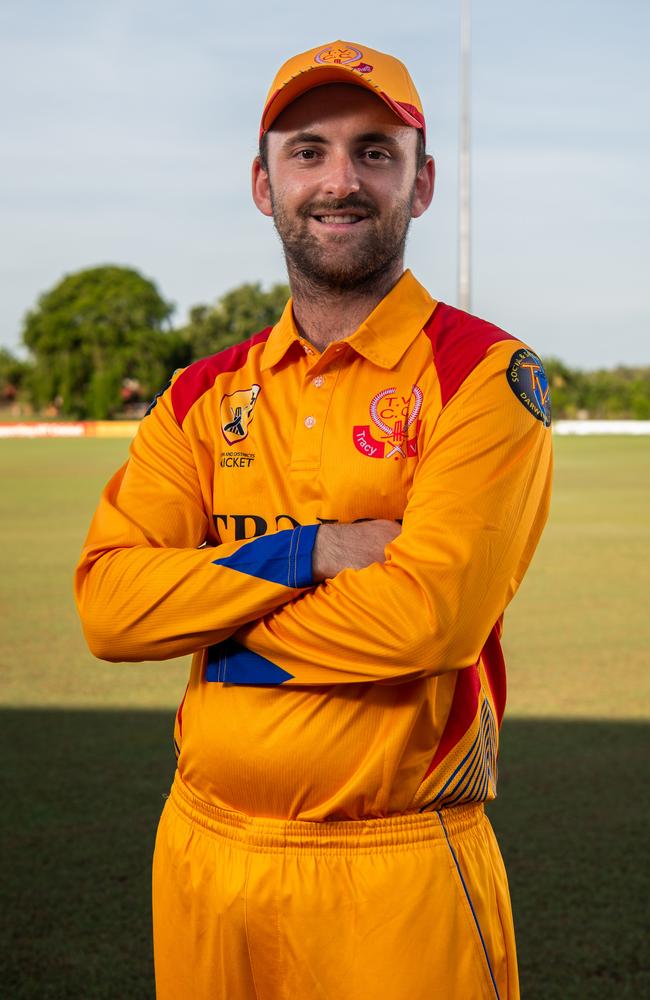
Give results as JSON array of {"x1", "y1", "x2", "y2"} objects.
[{"x1": 1, "y1": 2, "x2": 648, "y2": 998}]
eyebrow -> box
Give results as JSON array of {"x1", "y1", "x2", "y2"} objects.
[
  {"x1": 281, "y1": 131, "x2": 326, "y2": 149},
  {"x1": 281, "y1": 130, "x2": 401, "y2": 150},
  {"x1": 355, "y1": 131, "x2": 401, "y2": 147}
]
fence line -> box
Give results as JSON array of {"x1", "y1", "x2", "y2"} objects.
[
  {"x1": 552, "y1": 420, "x2": 650, "y2": 435},
  {"x1": 0, "y1": 421, "x2": 139, "y2": 439},
  {"x1": 2, "y1": 420, "x2": 650, "y2": 440}
]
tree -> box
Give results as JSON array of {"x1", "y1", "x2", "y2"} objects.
[
  {"x1": 22, "y1": 266, "x2": 189, "y2": 419},
  {"x1": 543, "y1": 358, "x2": 650, "y2": 419},
  {"x1": 0, "y1": 347, "x2": 31, "y2": 403},
  {"x1": 544, "y1": 356, "x2": 589, "y2": 419},
  {"x1": 182, "y1": 282, "x2": 289, "y2": 361}
]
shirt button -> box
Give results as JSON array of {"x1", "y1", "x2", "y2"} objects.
[
  {"x1": 312, "y1": 375, "x2": 325, "y2": 388},
  {"x1": 304, "y1": 415, "x2": 316, "y2": 429},
  {"x1": 302, "y1": 343, "x2": 314, "y2": 355}
]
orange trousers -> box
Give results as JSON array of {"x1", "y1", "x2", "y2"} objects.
[{"x1": 153, "y1": 773, "x2": 519, "y2": 999}]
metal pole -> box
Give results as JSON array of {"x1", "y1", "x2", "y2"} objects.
[{"x1": 458, "y1": 0, "x2": 471, "y2": 311}]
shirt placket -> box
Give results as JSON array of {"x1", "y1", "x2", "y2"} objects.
[{"x1": 289, "y1": 341, "x2": 346, "y2": 472}]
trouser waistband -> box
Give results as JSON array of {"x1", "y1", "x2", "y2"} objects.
[{"x1": 168, "y1": 771, "x2": 485, "y2": 855}]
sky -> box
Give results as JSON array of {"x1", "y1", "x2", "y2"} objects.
[{"x1": 1, "y1": 0, "x2": 648, "y2": 368}]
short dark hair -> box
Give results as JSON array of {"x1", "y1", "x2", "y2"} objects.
[
  {"x1": 259, "y1": 130, "x2": 269, "y2": 171},
  {"x1": 258, "y1": 128, "x2": 427, "y2": 173},
  {"x1": 415, "y1": 130, "x2": 427, "y2": 171}
]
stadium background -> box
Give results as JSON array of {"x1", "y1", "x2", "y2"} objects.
[{"x1": 1, "y1": 1, "x2": 649, "y2": 998}]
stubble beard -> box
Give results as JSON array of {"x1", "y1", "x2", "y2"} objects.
[{"x1": 270, "y1": 187, "x2": 415, "y2": 297}]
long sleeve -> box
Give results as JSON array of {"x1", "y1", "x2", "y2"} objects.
[
  {"x1": 228, "y1": 342, "x2": 553, "y2": 685},
  {"x1": 74, "y1": 374, "x2": 317, "y2": 662}
]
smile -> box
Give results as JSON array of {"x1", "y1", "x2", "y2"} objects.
[{"x1": 313, "y1": 214, "x2": 368, "y2": 225}]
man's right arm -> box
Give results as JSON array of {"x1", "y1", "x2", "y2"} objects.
[{"x1": 74, "y1": 375, "x2": 319, "y2": 663}]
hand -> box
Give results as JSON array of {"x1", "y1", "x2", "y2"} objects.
[{"x1": 312, "y1": 520, "x2": 401, "y2": 582}]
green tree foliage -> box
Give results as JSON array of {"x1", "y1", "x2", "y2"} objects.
[
  {"x1": 545, "y1": 358, "x2": 650, "y2": 419},
  {"x1": 21, "y1": 266, "x2": 189, "y2": 419},
  {"x1": 14, "y1": 265, "x2": 648, "y2": 421},
  {"x1": 182, "y1": 282, "x2": 289, "y2": 361},
  {"x1": 0, "y1": 347, "x2": 30, "y2": 402}
]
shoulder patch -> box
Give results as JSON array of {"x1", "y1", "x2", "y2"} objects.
[
  {"x1": 506, "y1": 348, "x2": 551, "y2": 426},
  {"x1": 171, "y1": 328, "x2": 273, "y2": 427},
  {"x1": 423, "y1": 303, "x2": 516, "y2": 407}
]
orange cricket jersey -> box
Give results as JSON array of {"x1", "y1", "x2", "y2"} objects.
[{"x1": 75, "y1": 270, "x2": 553, "y2": 820}]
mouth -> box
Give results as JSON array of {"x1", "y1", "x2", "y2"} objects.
[
  {"x1": 308, "y1": 208, "x2": 374, "y2": 234},
  {"x1": 313, "y1": 213, "x2": 368, "y2": 225}
]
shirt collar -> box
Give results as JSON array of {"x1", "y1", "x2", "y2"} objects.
[
  {"x1": 260, "y1": 298, "x2": 302, "y2": 371},
  {"x1": 260, "y1": 270, "x2": 436, "y2": 372}
]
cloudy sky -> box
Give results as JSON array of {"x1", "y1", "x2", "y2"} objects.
[{"x1": 1, "y1": 0, "x2": 648, "y2": 367}]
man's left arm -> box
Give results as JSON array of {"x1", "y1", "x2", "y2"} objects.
[{"x1": 228, "y1": 342, "x2": 553, "y2": 685}]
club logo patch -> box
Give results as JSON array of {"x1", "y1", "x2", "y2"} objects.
[
  {"x1": 353, "y1": 385, "x2": 423, "y2": 460},
  {"x1": 220, "y1": 384, "x2": 260, "y2": 445},
  {"x1": 506, "y1": 349, "x2": 551, "y2": 426},
  {"x1": 315, "y1": 45, "x2": 363, "y2": 66}
]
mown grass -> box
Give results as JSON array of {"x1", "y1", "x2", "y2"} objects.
[
  {"x1": 504, "y1": 436, "x2": 650, "y2": 719},
  {"x1": 0, "y1": 440, "x2": 189, "y2": 709},
  {"x1": 1, "y1": 436, "x2": 649, "y2": 998}
]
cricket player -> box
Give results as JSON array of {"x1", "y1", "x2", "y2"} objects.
[{"x1": 75, "y1": 39, "x2": 553, "y2": 1000}]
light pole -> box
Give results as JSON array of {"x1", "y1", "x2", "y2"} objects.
[{"x1": 458, "y1": 0, "x2": 471, "y2": 312}]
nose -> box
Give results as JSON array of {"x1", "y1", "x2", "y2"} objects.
[{"x1": 322, "y1": 151, "x2": 361, "y2": 199}]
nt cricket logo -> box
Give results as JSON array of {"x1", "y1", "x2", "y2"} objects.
[{"x1": 220, "y1": 385, "x2": 261, "y2": 445}]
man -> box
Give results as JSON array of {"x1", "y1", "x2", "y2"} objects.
[{"x1": 76, "y1": 39, "x2": 552, "y2": 1000}]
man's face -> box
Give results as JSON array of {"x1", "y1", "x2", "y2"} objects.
[{"x1": 252, "y1": 85, "x2": 434, "y2": 292}]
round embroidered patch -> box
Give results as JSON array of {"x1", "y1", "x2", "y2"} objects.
[
  {"x1": 506, "y1": 349, "x2": 552, "y2": 426},
  {"x1": 314, "y1": 45, "x2": 363, "y2": 66}
]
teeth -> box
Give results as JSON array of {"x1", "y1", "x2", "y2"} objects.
[{"x1": 318, "y1": 215, "x2": 362, "y2": 224}]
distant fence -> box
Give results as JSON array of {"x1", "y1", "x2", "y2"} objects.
[
  {"x1": 1, "y1": 420, "x2": 650, "y2": 440},
  {"x1": 553, "y1": 420, "x2": 650, "y2": 435},
  {"x1": 0, "y1": 421, "x2": 139, "y2": 439}
]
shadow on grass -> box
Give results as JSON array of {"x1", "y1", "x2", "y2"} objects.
[{"x1": 1, "y1": 711, "x2": 648, "y2": 1000}]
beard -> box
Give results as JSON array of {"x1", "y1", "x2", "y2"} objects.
[{"x1": 270, "y1": 187, "x2": 415, "y2": 294}]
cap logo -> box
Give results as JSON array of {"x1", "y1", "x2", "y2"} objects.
[{"x1": 315, "y1": 45, "x2": 363, "y2": 66}]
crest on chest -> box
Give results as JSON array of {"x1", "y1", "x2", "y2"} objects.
[
  {"x1": 353, "y1": 385, "x2": 423, "y2": 460},
  {"x1": 220, "y1": 384, "x2": 261, "y2": 445}
]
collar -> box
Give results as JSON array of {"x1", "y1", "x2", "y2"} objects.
[{"x1": 260, "y1": 270, "x2": 436, "y2": 372}]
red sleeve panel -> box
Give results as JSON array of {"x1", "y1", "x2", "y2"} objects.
[
  {"x1": 172, "y1": 329, "x2": 273, "y2": 427},
  {"x1": 424, "y1": 302, "x2": 516, "y2": 408}
]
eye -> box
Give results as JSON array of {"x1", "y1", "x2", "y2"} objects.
[
  {"x1": 363, "y1": 149, "x2": 390, "y2": 161},
  {"x1": 295, "y1": 148, "x2": 319, "y2": 160}
]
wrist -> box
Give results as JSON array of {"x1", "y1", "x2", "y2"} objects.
[{"x1": 312, "y1": 523, "x2": 341, "y2": 582}]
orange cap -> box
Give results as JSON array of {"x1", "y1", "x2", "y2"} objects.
[{"x1": 260, "y1": 40, "x2": 426, "y2": 143}]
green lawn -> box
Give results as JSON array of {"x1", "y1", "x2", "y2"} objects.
[
  {"x1": 1, "y1": 436, "x2": 649, "y2": 998},
  {"x1": 504, "y1": 436, "x2": 650, "y2": 719},
  {"x1": 0, "y1": 440, "x2": 189, "y2": 710}
]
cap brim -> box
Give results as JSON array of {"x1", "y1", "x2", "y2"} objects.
[{"x1": 261, "y1": 65, "x2": 423, "y2": 135}]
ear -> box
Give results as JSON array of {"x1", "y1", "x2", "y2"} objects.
[
  {"x1": 411, "y1": 156, "x2": 435, "y2": 219},
  {"x1": 252, "y1": 156, "x2": 273, "y2": 217}
]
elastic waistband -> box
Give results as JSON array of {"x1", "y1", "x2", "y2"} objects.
[{"x1": 168, "y1": 772, "x2": 485, "y2": 856}]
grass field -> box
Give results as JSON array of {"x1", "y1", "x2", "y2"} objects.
[{"x1": 1, "y1": 437, "x2": 649, "y2": 998}]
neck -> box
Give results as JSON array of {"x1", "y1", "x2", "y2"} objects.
[{"x1": 288, "y1": 261, "x2": 405, "y2": 352}]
